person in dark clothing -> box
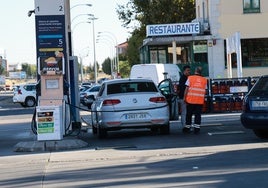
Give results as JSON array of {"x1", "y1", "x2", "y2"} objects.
[{"x1": 178, "y1": 65, "x2": 191, "y2": 131}]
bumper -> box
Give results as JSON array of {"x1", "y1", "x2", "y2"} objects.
[
  {"x1": 98, "y1": 109, "x2": 169, "y2": 129},
  {"x1": 13, "y1": 96, "x2": 23, "y2": 103},
  {"x1": 241, "y1": 112, "x2": 268, "y2": 129}
]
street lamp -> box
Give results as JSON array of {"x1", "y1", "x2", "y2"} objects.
[
  {"x1": 88, "y1": 15, "x2": 98, "y2": 84},
  {"x1": 96, "y1": 39, "x2": 115, "y2": 78},
  {"x1": 71, "y1": 13, "x2": 93, "y2": 23},
  {"x1": 71, "y1": 21, "x2": 91, "y2": 32},
  {"x1": 97, "y1": 34, "x2": 118, "y2": 76},
  {"x1": 96, "y1": 36, "x2": 117, "y2": 76},
  {"x1": 71, "y1": 21, "x2": 91, "y2": 56},
  {"x1": 78, "y1": 47, "x2": 90, "y2": 83},
  {"x1": 71, "y1": 3, "x2": 92, "y2": 10},
  {"x1": 70, "y1": 1, "x2": 92, "y2": 55},
  {"x1": 98, "y1": 31, "x2": 119, "y2": 75}
]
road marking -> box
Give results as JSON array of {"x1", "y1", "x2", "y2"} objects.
[
  {"x1": 202, "y1": 123, "x2": 223, "y2": 127},
  {"x1": 95, "y1": 145, "x2": 137, "y2": 150},
  {"x1": 208, "y1": 131, "x2": 245, "y2": 136}
]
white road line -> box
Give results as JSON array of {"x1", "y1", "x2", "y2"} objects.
[{"x1": 208, "y1": 131, "x2": 245, "y2": 136}]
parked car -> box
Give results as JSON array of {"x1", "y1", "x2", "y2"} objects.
[
  {"x1": 13, "y1": 83, "x2": 36, "y2": 107},
  {"x1": 79, "y1": 85, "x2": 91, "y2": 92},
  {"x1": 0, "y1": 85, "x2": 5, "y2": 91},
  {"x1": 83, "y1": 85, "x2": 101, "y2": 108},
  {"x1": 91, "y1": 78, "x2": 171, "y2": 138},
  {"x1": 81, "y1": 81, "x2": 94, "y2": 88},
  {"x1": 240, "y1": 75, "x2": 268, "y2": 139},
  {"x1": 80, "y1": 85, "x2": 101, "y2": 107},
  {"x1": 130, "y1": 63, "x2": 181, "y2": 85}
]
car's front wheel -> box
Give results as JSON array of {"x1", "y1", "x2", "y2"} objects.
[{"x1": 253, "y1": 129, "x2": 268, "y2": 139}]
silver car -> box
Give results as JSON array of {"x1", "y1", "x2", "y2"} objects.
[{"x1": 91, "y1": 78, "x2": 170, "y2": 138}]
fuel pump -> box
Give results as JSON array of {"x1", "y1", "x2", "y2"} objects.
[
  {"x1": 34, "y1": 0, "x2": 72, "y2": 141},
  {"x1": 36, "y1": 56, "x2": 66, "y2": 141}
]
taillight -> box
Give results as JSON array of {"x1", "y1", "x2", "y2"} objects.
[
  {"x1": 149, "y1": 97, "x2": 166, "y2": 103},
  {"x1": 102, "y1": 99, "x2": 121, "y2": 106},
  {"x1": 18, "y1": 89, "x2": 22, "y2": 95}
]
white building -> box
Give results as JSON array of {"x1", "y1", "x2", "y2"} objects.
[{"x1": 141, "y1": 0, "x2": 268, "y2": 78}]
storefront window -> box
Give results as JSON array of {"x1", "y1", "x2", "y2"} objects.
[
  {"x1": 225, "y1": 38, "x2": 268, "y2": 68},
  {"x1": 243, "y1": 0, "x2": 260, "y2": 13},
  {"x1": 148, "y1": 46, "x2": 168, "y2": 64},
  {"x1": 241, "y1": 38, "x2": 268, "y2": 67},
  {"x1": 193, "y1": 41, "x2": 208, "y2": 63},
  {"x1": 150, "y1": 50, "x2": 158, "y2": 64}
]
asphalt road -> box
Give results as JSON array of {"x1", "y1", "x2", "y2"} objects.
[{"x1": 1, "y1": 92, "x2": 268, "y2": 188}]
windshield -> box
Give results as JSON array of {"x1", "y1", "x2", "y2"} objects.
[{"x1": 249, "y1": 77, "x2": 268, "y2": 96}]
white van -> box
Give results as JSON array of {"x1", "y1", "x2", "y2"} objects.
[{"x1": 130, "y1": 63, "x2": 182, "y2": 85}]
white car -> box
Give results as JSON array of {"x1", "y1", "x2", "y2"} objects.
[
  {"x1": 91, "y1": 78, "x2": 171, "y2": 138},
  {"x1": 81, "y1": 85, "x2": 101, "y2": 108},
  {"x1": 13, "y1": 83, "x2": 36, "y2": 107}
]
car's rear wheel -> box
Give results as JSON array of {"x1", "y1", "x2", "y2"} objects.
[
  {"x1": 25, "y1": 97, "x2": 35, "y2": 107},
  {"x1": 253, "y1": 129, "x2": 268, "y2": 139},
  {"x1": 86, "y1": 96, "x2": 95, "y2": 109},
  {"x1": 92, "y1": 126, "x2": 97, "y2": 134},
  {"x1": 97, "y1": 126, "x2": 107, "y2": 139},
  {"x1": 160, "y1": 123, "x2": 170, "y2": 134},
  {"x1": 91, "y1": 113, "x2": 97, "y2": 134}
]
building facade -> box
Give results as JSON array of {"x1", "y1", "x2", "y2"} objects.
[{"x1": 141, "y1": 0, "x2": 268, "y2": 78}]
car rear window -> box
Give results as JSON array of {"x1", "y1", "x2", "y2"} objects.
[
  {"x1": 107, "y1": 82, "x2": 157, "y2": 95},
  {"x1": 249, "y1": 77, "x2": 268, "y2": 96}
]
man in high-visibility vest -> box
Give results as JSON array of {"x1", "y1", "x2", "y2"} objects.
[{"x1": 183, "y1": 66, "x2": 207, "y2": 134}]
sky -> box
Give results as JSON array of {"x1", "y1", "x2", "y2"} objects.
[{"x1": 0, "y1": 0, "x2": 130, "y2": 66}]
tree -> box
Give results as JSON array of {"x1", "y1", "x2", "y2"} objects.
[
  {"x1": 102, "y1": 57, "x2": 112, "y2": 75},
  {"x1": 126, "y1": 30, "x2": 144, "y2": 67},
  {"x1": 117, "y1": 0, "x2": 196, "y2": 66},
  {"x1": 21, "y1": 63, "x2": 37, "y2": 79},
  {"x1": 0, "y1": 66, "x2": 5, "y2": 75},
  {"x1": 119, "y1": 60, "x2": 131, "y2": 78}
]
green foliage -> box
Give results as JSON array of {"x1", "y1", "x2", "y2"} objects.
[
  {"x1": 21, "y1": 63, "x2": 37, "y2": 78},
  {"x1": 127, "y1": 30, "x2": 144, "y2": 67},
  {"x1": 116, "y1": 0, "x2": 196, "y2": 67},
  {"x1": 118, "y1": 60, "x2": 131, "y2": 78},
  {"x1": 117, "y1": 0, "x2": 195, "y2": 28},
  {"x1": 102, "y1": 58, "x2": 112, "y2": 75},
  {"x1": 0, "y1": 66, "x2": 5, "y2": 75}
]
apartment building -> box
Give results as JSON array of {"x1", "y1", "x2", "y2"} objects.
[{"x1": 141, "y1": 0, "x2": 268, "y2": 78}]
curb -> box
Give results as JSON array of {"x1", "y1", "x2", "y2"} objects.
[{"x1": 13, "y1": 138, "x2": 89, "y2": 152}]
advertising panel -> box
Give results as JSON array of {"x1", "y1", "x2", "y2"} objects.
[
  {"x1": 35, "y1": 0, "x2": 66, "y2": 75},
  {"x1": 36, "y1": 106, "x2": 63, "y2": 140},
  {"x1": 146, "y1": 22, "x2": 200, "y2": 37}
]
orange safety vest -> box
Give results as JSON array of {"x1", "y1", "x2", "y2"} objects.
[{"x1": 185, "y1": 75, "x2": 207, "y2": 105}]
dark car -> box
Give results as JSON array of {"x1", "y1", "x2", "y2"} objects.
[{"x1": 240, "y1": 75, "x2": 268, "y2": 139}]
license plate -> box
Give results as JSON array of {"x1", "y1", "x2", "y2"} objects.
[
  {"x1": 252, "y1": 101, "x2": 268, "y2": 108},
  {"x1": 125, "y1": 113, "x2": 147, "y2": 120}
]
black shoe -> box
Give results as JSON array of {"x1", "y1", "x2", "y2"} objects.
[
  {"x1": 194, "y1": 127, "x2": 200, "y2": 134},
  {"x1": 182, "y1": 127, "x2": 191, "y2": 133}
]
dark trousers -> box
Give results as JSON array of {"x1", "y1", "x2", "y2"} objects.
[{"x1": 186, "y1": 104, "x2": 203, "y2": 125}]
